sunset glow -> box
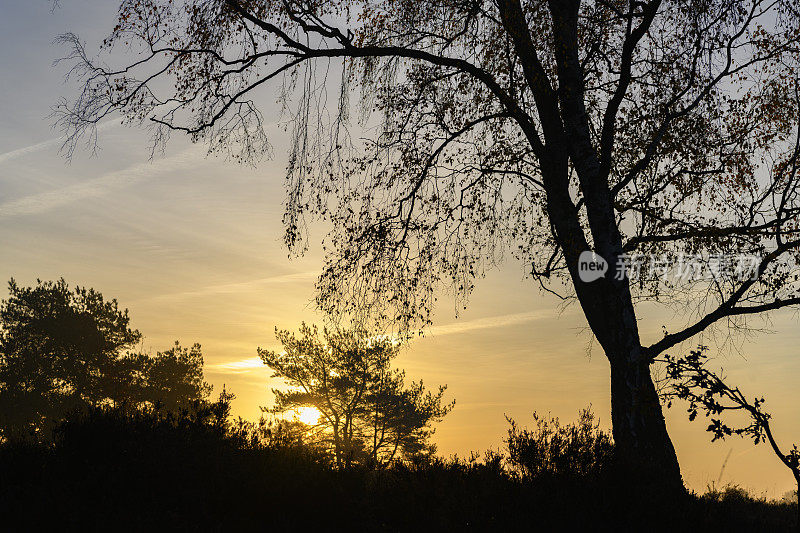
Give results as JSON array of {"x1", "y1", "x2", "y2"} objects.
[
  {"x1": 2, "y1": 0, "x2": 800, "y2": 506},
  {"x1": 295, "y1": 406, "x2": 321, "y2": 426}
]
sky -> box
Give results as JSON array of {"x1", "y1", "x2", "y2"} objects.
[{"x1": 1, "y1": 0, "x2": 799, "y2": 497}]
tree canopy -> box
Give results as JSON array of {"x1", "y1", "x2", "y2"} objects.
[
  {"x1": 259, "y1": 323, "x2": 453, "y2": 467},
  {"x1": 0, "y1": 279, "x2": 212, "y2": 440}
]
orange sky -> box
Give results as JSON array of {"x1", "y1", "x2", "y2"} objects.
[{"x1": 1, "y1": 1, "x2": 799, "y2": 499}]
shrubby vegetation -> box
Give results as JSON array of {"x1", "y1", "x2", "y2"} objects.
[
  {"x1": 660, "y1": 346, "x2": 800, "y2": 524},
  {"x1": 506, "y1": 407, "x2": 613, "y2": 482},
  {"x1": 1, "y1": 400, "x2": 796, "y2": 531}
]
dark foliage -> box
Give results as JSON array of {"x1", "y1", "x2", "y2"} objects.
[
  {"x1": 506, "y1": 407, "x2": 614, "y2": 482},
  {"x1": 660, "y1": 347, "x2": 800, "y2": 525},
  {"x1": 0, "y1": 404, "x2": 795, "y2": 531},
  {"x1": 0, "y1": 278, "x2": 212, "y2": 441},
  {"x1": 259, "y1": 324, "x2": 454, "y2": 468}
]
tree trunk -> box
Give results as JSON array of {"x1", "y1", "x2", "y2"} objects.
[
  {"x1": 608, "y1": 345, "x2": 682, "y2": 490},
  {"x1": 794, "y1": 477, "x2": 799, "y2": 530},
  {"x1": 332, "y1": 422, "x2": 343, "y2": 469},
  {"x1": 573, "y1": 261, "x2": 683, "y2": 490}
]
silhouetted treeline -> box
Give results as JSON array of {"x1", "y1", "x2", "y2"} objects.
[
  {"x1": 0, "y1": 401, "x2": 796, "y2": 531},
  {"x1": 0, "y1": 279, "x2": 212, "y2": 441}
]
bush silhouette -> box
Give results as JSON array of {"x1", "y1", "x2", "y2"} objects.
[{"x1": 506, "y1": 407, "x2": 614, "y2": 482}]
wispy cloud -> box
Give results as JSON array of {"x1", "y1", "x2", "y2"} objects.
[
  {"x1": 0, "y1": 146, "x2": 203, "y2": 219},
  {"x1": 0, "y1": 120, "x2": 118, "y2": 165},
  {"x1": 207, "y1": 310, "x2": 557, "y2": 375},
  {"x1": 151, "y1": 271, "x2": 319, "y2": 301},
  {"x1": 428, "y1": 310, "x2": 556, "y2": 337},
  {"x1": 207, "y1": 356, "x2": 266, "y2": 374}
]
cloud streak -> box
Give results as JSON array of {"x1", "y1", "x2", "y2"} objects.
[
  {"x1": 0, "y1": 146, "x2": 204, "y2": 219},
  {"x1": 208, "y1": 310, "x2": 557, "y2": 375},
  {"x1": 151, "y1": 271, "x2": 320, "y2": 301},
  {"x1": 206, "y1": 356, "x2": 266, "y2": 374},
  {"x1": 427, "y1": 310, "x2": 557, "y2": 337},
  {"x1": 0, "y1": 120, "x2": 118, "y2": 165}
]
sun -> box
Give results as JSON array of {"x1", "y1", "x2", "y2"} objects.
[{"x1": 295, "y1": 406, "x2": 321, "y2": 426}]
